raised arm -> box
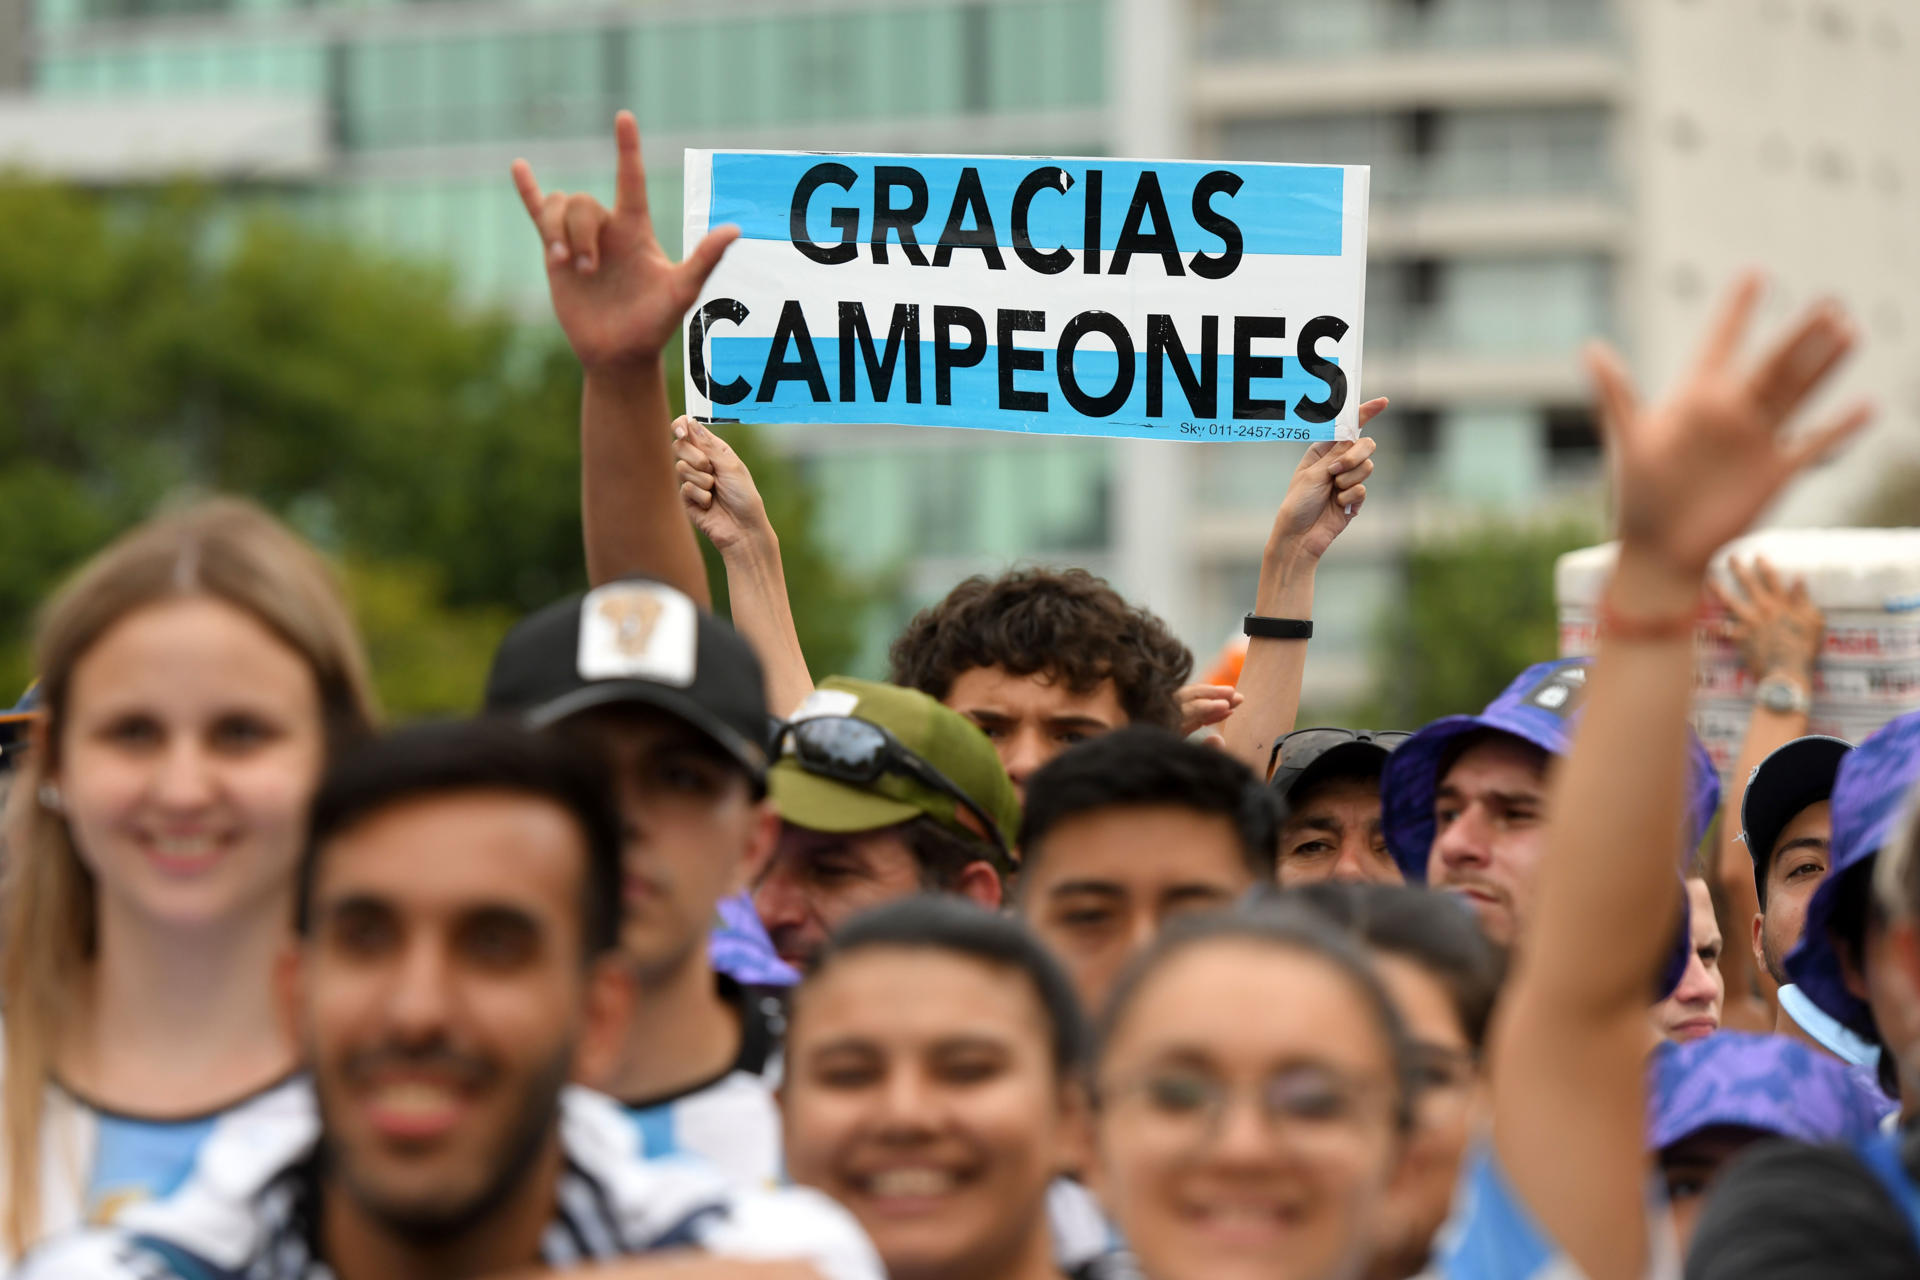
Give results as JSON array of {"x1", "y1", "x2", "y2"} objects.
[
  {"x1": 1493, "y1": 276, "x2": 1869, "y2": 1280},
  {"x1": 511, "y1": 112, "x2": 740, "y2": 601},
  {"x1": 1220, "y1": 398, "x2": 1384, "y2": 774},
  {"x1": 673, "y1": 418, "x2": 817, "y2": 718},
  {"x1": 1709, "y1": 557, "x2": 1824, "y2": 1031}
]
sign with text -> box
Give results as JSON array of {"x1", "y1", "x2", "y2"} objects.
[{"x1": 683, "y1": 151, "x2": 1371, "y2": 443}]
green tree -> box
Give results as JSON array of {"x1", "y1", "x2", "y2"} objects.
[
  {"x1": 0, "y1": 179, "x2": 869, "y2": 714},
  {"x1": 1359, "y1": 517, "x2": 1601, "y2": 729}
]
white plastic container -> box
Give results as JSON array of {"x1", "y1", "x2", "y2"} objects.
[{"x1": 1555, "y1": 529, "x2": 1920, "y2": 778}]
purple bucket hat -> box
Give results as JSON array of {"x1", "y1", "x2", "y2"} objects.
[
  {"x1": 1380, "y1": 657, "x2": 1721, "y2": 882},
  {"x1": 1785, "y1": 709, "x2": 1920, "y2": 1039},
  {"x1": 1647, "y1": 1030, "x2": 1891, "y2": 1151}
]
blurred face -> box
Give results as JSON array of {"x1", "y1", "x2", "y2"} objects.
[
  {"x1": 1369, "y1": 953, "x2": 1480, "y2": 1276},
  {"x1": 564, "y1": 706, "x2": 774, "y2": 983},
  {"x1": 1660, "y1": 1126, "x2": 1765, "y2": 1253},
  {"x1": 1094, "y1": 941, "x2": 1406, "y2": 1280},
  {"x1": 1278, "y1": 777, "x2": 1400, "y2": 889},
  {"x1": 1426, "y1": 738, "x2": 1550, "y2": 946},
  {"x1": 1756, "y1": 801, "x2": 1830, "y2": 986},
  {"x1": 944, "y1": 665, "x2": 1127, "y2": 798},
  {"x1": 56, "y1": 598, "x2": 326, "y2": 933},
  {"x1": 1653, "y1": 880, "x2": 1724, "y2": 1044},
  {"x1": 289, "y1": 791, "x2": 626, "y2": 1238},
  {"x1": 756, "y1": 823, "x2": 923, "y2": 973},
  {"x1": 1019, "y1": 805, "x2": 1256, "y2": 1016},
  {"x1": 783, "y1": 947, "x2": 1077, "y2": 1280}
]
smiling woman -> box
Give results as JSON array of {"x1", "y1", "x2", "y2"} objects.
[
  {"x1": 0, "y1": 499, "x2": 379, "y2": 1264},
  {"x1": 780, "y1": 896, "x2": 1110, "y2": 1280},
  {"x1": 1089, "y1": 903, "x2": 1417, "y2": 1280}
]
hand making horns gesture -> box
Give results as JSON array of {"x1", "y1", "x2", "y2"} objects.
[{"x1": 513, "y1": 112, "x2": 741, "y2": 372}]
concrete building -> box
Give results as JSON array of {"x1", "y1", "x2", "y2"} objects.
[{"x1": 8, "y1": 0, "x2": 1917, "y2": 699}]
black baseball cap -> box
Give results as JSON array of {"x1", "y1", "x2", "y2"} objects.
[
  {"x1": 1269, "y1": 728, "x2": 1409, "y2": 820},
  {"x1": 483, "y1": 578, "x2": 769, "y2": 782},
  {"x1": 1741, "y1": 734, "x2": 1852, "y2": 904}
]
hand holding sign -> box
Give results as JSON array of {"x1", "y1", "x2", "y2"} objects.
[
  {"x1": 1586, "y1": 274, "x2": 1872, "y2": 582},
  {"x1": 1269, "y1": 396, "x2": 1386, "y2": 563},
  {"x1": 513, "y1": 113, "x2": 741, "y2": 371},
  {"x1": 673, "y1": 417, "x2": 772, "y2": 555}
]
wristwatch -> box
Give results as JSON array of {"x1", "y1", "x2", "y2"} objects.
[{"x1": 1755, "y1": 674, "x2": 1812, "y2": 715}]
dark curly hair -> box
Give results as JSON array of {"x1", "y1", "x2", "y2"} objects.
[{"x1": 888, "y1": 567, "x2": 1192, "y2": 730}]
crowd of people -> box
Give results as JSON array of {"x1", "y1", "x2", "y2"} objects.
[{"x1": 0, "y1": 113, "x2": 1913, "y2": 1280}]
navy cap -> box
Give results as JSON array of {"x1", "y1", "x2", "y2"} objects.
[
  {"x1": 1741, "y1": 735, "x2": 1852, "y2": 905},
  {"x1": 1646, "y1": 1031, "x2": 1890, "y2": 1152},
  {"x1": 1381, "y1": 657, "x2": 1721, "y2": 882},
  {"x1": 1786, "y1": 709, "x2": 1920, "y2": 1039},
  {"x1": 483, "y1": 578, "x2": 770, "y2": 784}
]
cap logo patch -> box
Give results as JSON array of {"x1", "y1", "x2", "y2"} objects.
[
  {"x1": 600, "y1": 592, "x2": 663, "y2": 657},
  {"x1": 578, "y1": 583, "x2": 697, "y2": 686},
  {"x1": 1525, "y1": 665, "x2": 1588, "y2": 717}
]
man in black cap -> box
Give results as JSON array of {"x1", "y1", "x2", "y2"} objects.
[
  {"x1": 1267, "y1": 727, "x2": 1408, "y2": 887},
  {"x1": 1739, "y1": 734, "x2": 1880, "y2": 1064},
  {"x1": 484, "y1": 577, "x2": 790, "y2": 1187}
]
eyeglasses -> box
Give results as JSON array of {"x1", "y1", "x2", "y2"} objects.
[
  {"x1": 1100, "y1": 1062, "x2": 1396, "y2": 1152},
  {"x1": 776, "y1": 716, "x2": 1013, "y2": 867},
  {"x1": 1267, "y1": 728, "x2": 1412, "y2": 786}
]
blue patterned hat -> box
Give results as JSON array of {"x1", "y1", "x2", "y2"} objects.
[
  {"x1": 1647, "y1": 1031, "x2": 1890, "y2": 1151},
  {"x1": 1786, "y1": 709, "x2": 1920, "y2": 1039}
]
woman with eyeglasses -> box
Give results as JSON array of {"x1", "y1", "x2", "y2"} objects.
[
  {"x1": 1288, "y1": 882, "x2": 1506, "y2": 1279},
  {"x1": 781, "y1": 896, "x2": 1127, "y2": 1280},
  {"x1": 1089, "y1": 903, "x2": 1417, "y2": 1280}
]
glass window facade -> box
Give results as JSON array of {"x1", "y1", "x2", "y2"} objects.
[
  {"x1": 1367, "y1": 255, "x2": 1612, "y2": 357},
  {"x1": 1204, "y1": 0, "x2": 1611, "y2": 60},
  {"x1": 1220, "y1": 106, "x2": 1613, "y2": 203}
]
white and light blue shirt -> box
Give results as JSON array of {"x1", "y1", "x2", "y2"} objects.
[
  {"x1": 623, "y1": 978, "x2": 786, "y2": 1188},
  {"x1": 18, "y1": 1080, "x2": 881, "y2": 1280},
  {"x1": 1424, "y1": 1144, "x2": 1679, "y2": 1280}
]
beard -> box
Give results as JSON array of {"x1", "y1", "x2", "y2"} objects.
[
  {"x1": 317, "y1": 1042, "x2": 573, "y2": 1245},
  {"x1": 1760, "y1": 922, "x2": 1795, "y2": 988}
]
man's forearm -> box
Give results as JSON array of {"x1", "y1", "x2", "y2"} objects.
[
  {"x1": 1220, "y1": 543, "x2": 1317, "y2": 777},
  {"x1": 720, "y1": 530, "x2": 815, "y2": 719},
  {"x1": 581, "y1": 361, "x2": 713, "y2": 605}
]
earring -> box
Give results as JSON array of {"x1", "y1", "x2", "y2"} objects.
[{"x1": 37, "y1": 783, "x2": 61, "y2": 813}]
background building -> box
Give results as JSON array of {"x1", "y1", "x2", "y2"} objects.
[{"x1": 7, "y1": 0, "x2": 1916, "y2": 703}]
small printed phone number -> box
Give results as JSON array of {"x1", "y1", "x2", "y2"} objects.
[{"x1": 1178, "y1": 422, "x2": 1316, "y2": 441}]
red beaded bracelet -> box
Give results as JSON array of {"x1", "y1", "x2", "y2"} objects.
[{"x1": 1597, "y1": 591, "x2": 1699, "y2": 642}]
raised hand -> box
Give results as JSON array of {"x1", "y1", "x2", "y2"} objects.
[
  {"x1": 673, "y1": 417, "x2": 772, "y2": 556},
  {"x1": 1177, "y1": 683, "x2": 1244, "y2": 737},
  {"x1": 512, "y1": 112, "x2": 740, "y2": 372},
  {"x1": 1267, "y1": 397, "x2": 1386, "y2": 562},
  {"x1": 1708, "y1": 556, "x2": 1824, "y2": 685},
  {"x1": 1586, "y1": 274, "x2": 1872, "y2": 578}
]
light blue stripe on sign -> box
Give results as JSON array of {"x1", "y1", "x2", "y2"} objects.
[
  {"x1": 709, "y1": 154, "x2": 1345, "y2": 259},
  {"x1": 707, "y1": 336, "x2": 1343, "y2": 441}
]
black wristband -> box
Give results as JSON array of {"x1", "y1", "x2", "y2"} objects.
[{"x1": 1243, "y1": 613, "x2": 1312, "y2": 640}]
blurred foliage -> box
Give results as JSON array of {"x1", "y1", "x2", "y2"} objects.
[
  {"x1": 1858, "y1": 462, "x2": 1920, "y2": 527},
  {"x1": 1356, "y1": 516, "x2": 1601, "y2": 730},
  {"x1": 0, "y1": 179, "x2": 870, "y2": 714}
]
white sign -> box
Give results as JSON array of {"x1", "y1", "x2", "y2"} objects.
[{"x1": 683, "y1": 150, "x2": 1371, "y2": 443}]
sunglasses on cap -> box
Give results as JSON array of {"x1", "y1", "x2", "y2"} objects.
[
  {"x1": 775, "y1": 716, "x2": 1014, "y2": 867},
  {"x1": 1267, "y1": 728, "x2": 1412, "y2": 785}
]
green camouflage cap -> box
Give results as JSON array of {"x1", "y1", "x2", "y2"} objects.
[{"x1": 770, "y1": 676, "x2": 1021, "y2": 859}]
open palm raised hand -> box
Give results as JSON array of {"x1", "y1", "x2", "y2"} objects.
[
  {"x1": 512, "y1": 112, "x2": 740, "y2": 372},
  {"x1": 1587, "y1": 273, "x2": 1872, "y2": 577}
]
